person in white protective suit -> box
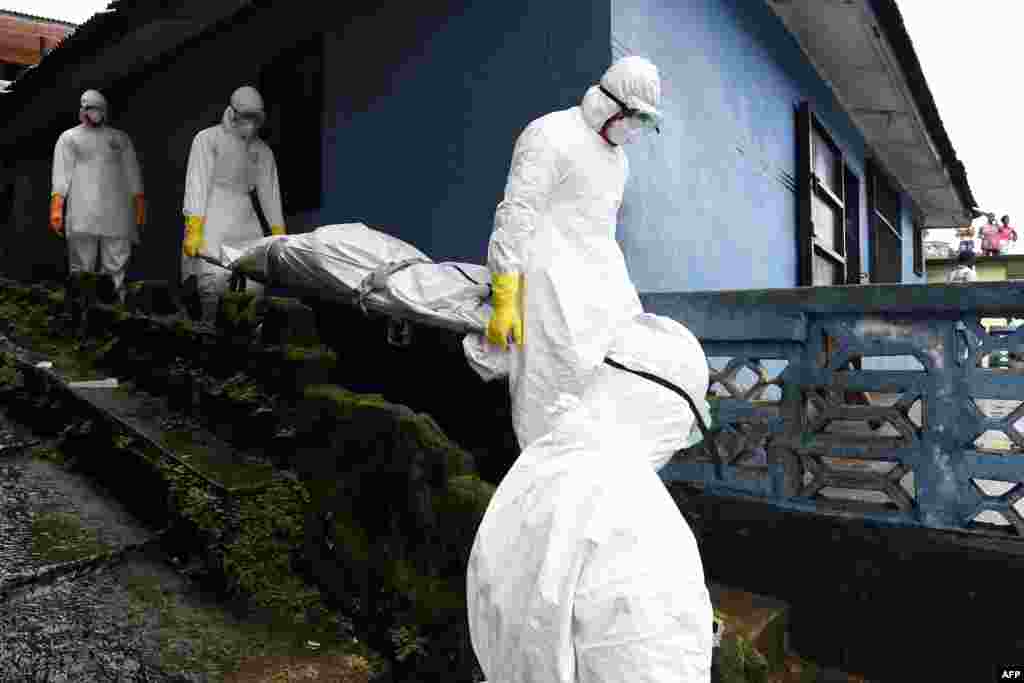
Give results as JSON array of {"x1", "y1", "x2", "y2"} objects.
[
  {"x1": 51, "y1": 89, "x2": 145, "y2": 303},
  {"x1": 467, "y1": 312, "x2": 714, "y2": 683},
  {"x1": 181, "y1": 85, "x2": 286, "y2": 321},
  {"x1": 482, "y1": 55, "x2": 663, "y2": 450}
]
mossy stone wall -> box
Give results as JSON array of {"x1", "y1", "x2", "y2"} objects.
[{"x1": 0, "y1": 279, "x2": 501, "y2": 680}]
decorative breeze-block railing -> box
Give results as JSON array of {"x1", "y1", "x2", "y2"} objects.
[{"x1": 641, "y1": 282, "x2": 1024, "y2": 536}]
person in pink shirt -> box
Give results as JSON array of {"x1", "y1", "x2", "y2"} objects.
[
  {"x1": 980, "y1": 215, "x2": 1001, "y2": 256},
  {"x1": 998, "y1": 215, "x2": 1018, "y2": 253}
]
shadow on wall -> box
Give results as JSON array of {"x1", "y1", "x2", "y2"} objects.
[{"x1": 7, "y1": 160, "x2": 67, "y2": 283}]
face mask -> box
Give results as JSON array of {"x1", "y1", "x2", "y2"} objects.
[
  {"x1": 599, "y1": 85, "x2": 661, "y2": 142},
  {"x1": 230, "y1": 105, "x2": 264, "y2": 139},
  {"x1": 605, "y1": 117, "x2": 647, "y2": 146},
  {"x1": 81, "y1": 108, "x2": 105, "y2": 126}
]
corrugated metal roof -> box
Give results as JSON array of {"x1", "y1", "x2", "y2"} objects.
[
  {"x1": 869, "y1": 0, "x2": 978, "y2": 217},
  {"x1": 1, "y1": 2, "x2": 177, "y2": 103},
  {"x1": 0, "y1": 1, "x2": 260, "y2": 152},
  {"x1": 0, "y1": 7, "x2": 80, "y2": 27},
  {"x1": 3, "y1": 5, "x2": 128, "y2": 95},
  {"x1": 1, "y1": 1, "x2": 252, "y2": 99}
]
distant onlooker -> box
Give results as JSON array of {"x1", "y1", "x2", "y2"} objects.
[
  {"x1": 947, "y1": 249, "x2": 978, "y2": 283},
  {"x1": 980, "y1": 215, "x2": 1001, "y2": 256},
  {"x1": 997, "y1": 215, "x2": 1018, "y2": 253}
]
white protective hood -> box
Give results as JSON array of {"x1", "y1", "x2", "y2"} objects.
[{"x1": 467, "y1": 313, "x2": 713, "y2": 683}]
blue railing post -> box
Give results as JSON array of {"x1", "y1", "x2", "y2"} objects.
[{"x1": 914, "y1": 322, "x2": 965, "y2": 528}]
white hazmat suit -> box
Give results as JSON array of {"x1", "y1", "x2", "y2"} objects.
[
  {"x1": 182, "y1": 86, "x2": 285, "y2": 320},
  {"x1": 51, "y1": 89, "x2": 144, "y2": 299},
  {"x1": 466, "y1": 56, "x2": 663, "y2": 450},
  {"x1": 467, "y1": 312, "x2": 714, "y2": 683}
]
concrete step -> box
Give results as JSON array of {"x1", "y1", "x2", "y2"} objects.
[
  {"x1": 1, "y1": 336, "x2": 276, "y2": 496},
  {"x1": 710, "y1": 584, "x2": 872, "y2": 683},
  {"x1": 711, "y1": 583, "x2": 788, "y2": 679}
]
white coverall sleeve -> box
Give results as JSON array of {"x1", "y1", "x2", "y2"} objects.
[
  {"x1": 487, "y1": 122, "x2": 564, "y2": 275},
  {"x1": 120, "y1": 132, "x2": 143, "y2": 196},
  {"x1": 256, "y1": 145, "x2": 285, "y2": 228},
  {"x1": 183, "y1": 130, "x2": 213, "y2": 218},
  {"x1": 51, "y1": 132, "x2": 75, "y2": 197}
]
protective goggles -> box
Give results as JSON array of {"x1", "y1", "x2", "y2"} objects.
[
  {"x1": 603, "y1": 357, "x2": 715, "y2": 464},
  {"x1": 599, "y1": 86, "x2": 661, "y2": 134},
  {"x1": 230, "y1": 106, "x2": 265, "y2": 127}
]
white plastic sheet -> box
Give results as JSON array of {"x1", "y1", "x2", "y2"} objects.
[{"x1": 219, "y1": 224, "x2": 495, "y2": 335}]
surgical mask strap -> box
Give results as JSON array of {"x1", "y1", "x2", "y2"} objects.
[
  {"x1": 231, "y1": 105, "x2": 261, "y2": 125},
  {"x1": 599, "y1": 85, "x2": 632, "y2": 115},
  {"x1": 598, "y1": 85, "x2": 660, "y2": 134},
  {"x1": 603, "y1": 357, "x2": 718, "y2": 467}
]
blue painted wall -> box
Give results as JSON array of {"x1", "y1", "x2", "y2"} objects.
[
  {"x1": 611, "y1": 0, "x2": 918, "y2": 292},
  {"x1": 317, "y1": 1, "x2": 610, "y2": 264}
]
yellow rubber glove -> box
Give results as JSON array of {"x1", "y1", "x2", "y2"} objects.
[
  {"x1": 49, "y1": 193, "x2": 65, "y2": 236},
  {"x1": 270, "y1": 224, "x2": 286, "y2": 236},
  {"x1": 182, "y1": 215, "x2": 206, "y2": 257},
  {"x1": 486, "y1": 272, "x2": 524, "y2": 349},
  {"x1": 134, "y1": 194, "x2": 146, "y2": 227}
]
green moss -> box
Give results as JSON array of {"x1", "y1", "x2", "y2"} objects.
[
  {"x1": 0, "y1": 352, "x2": 24, "y2": 389},
  {"x1": 303, "y1": 384, "x2": 391, "y2": 421},
  {"x1": 219, "y1": 291, "x2": 259, "y2": 331},
  {"x1": 390, "y1": 625, "x2": 428, "y2": 663},
  {"x1": 123, "y1": 569, "x2": 380, "y2": 680},
  {"x1": 124, "y1": 572, "x2": 171, "y2": 610},
  {"x1": 440, "y1": 474, "x2": 495, "y2": 516},
  {"x1": 0, "y1": 291, "x2": 113, "y2": 381},
  {"x1": 152, "y1": 455, "x2": 214, "y2": 530},
  {"x1": 799, "y1": 661, "x2": 820, "y2": 683},
  {"x1": 388, "y1": 557, "x2": 465, "y2": 616},
  {"x1": 330, "y1": 511, "x2": 465, "y2": 624},
  {"x1": 149, "y1": 424, "x2": 325, "y2": 642},
  {"x1": 331, "y1": 508, "x2": 372, "y2": 565},
  {"x1": 718, "y1": 632, "x2": 770, "y2": 683},
  {"x1": 400, "y1": 413, "x2": 475, "y2": 477},
  {"x1": 220, "y1": 372, "x2": 263, "y2": 403},
  {"x1": 325, "y1": 473, "x2": 494, "y2": 632},
  {"x1": 171, "y1": 317, "x2": 197, "y2": 337},
  {"x1": 30, "y1": 511, "x2": 110, "y2": 564},
  {"x1": 223, "y1": 479, "x2": 324, "y2": 627},
  {"x1": 29, "y1": 444, "x2": 66, "y2": 465},
  {"x1": 160, "y1": 429, "x2": 274, "y2": 490},
  {"x1": 282, "y1": 344, "x2": 337, "y2": 365}
]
